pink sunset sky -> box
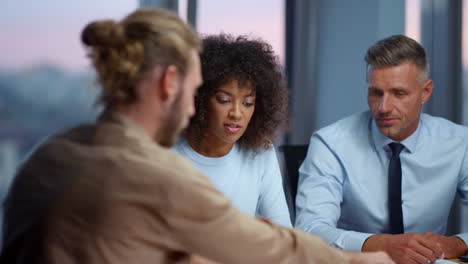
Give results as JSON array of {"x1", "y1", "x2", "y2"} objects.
[
  {"x1": 0, "y1": 0, "x2": 466, "y2": 72},
  {"x1": 0, "y1": 0, "x2": 284, "y2": 72}
]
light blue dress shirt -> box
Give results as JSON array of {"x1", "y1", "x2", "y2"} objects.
[
  {"x1": 173, "y1": 139, "x2": 292, "y2": 227},
  {"x1": 295, "y1": 111, "x2": 468, "y2": 251}
]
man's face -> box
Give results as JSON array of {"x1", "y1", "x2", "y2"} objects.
[
  {"x1": 367, "y1": 62, "x2": 432, "y2": 141},
  {"x1": 160, "y1": 49, "x2": 202, "y2": 147}
]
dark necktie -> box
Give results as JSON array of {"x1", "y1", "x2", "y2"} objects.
[{"x1": 388, "y1": 142, "x2": 405, "y2": 234}]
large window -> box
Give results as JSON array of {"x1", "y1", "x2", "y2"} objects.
[
  {"x1": 0, "y1": 1, "x2": 138, "y2": 202},
  {"x1": 405, "y1": 0, "x2": 421, "y2": 41}
]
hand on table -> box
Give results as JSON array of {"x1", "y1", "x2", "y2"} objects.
[
  {"x1": 362, "y1": 233, "x2": 443, "y2": 264},
  {"x1": 422, "y1": 232, "x2": 468, "y2": 259}
]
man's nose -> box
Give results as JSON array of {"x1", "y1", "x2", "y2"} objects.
[{"x1": 378, "y1": 95, "x2": 392, "y2": 114}]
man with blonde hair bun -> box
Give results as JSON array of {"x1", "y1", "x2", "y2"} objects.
[{"x1": 1, "y1": 8, "x2": 392, "y2": 264}]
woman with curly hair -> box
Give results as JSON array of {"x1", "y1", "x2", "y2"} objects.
[{"x1": 174, "y1": 34, "x2": 291, "y2": 227}]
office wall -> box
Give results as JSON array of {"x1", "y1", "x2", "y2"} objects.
[
  {"x1": 314, "y1": 0, "x2": 405, "y2": 129},
  {"x1": 287, "y1": 0, "x2": 405, "y2": 144}
]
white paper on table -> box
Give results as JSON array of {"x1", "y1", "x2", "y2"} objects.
[{"x1": 435, "y1": 259, "x2": 458, "y2": 264}]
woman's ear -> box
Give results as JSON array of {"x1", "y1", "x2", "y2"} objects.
[{"x1": 159, "y1": 65, "x2": 181, "y2": 102}]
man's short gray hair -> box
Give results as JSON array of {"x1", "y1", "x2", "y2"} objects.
[{"x1": 365, "y1": 34, "x2": 430, "y2": 81}]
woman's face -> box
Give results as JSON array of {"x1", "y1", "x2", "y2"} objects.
[{"x1": 205, "y1": 79, "x2": 256, "y2": 148}]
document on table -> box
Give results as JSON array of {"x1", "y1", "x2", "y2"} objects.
[{"x1": 435, "y1": 259, "x2": 458, "y2": 264}]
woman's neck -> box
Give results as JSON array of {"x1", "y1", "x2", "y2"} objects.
[{"x1": 188, "y1": 135, "x2": 234, "y2": 157}]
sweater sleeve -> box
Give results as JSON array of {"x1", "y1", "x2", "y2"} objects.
[{"x1": 257, "y1": 147, "x2": 292, "y2": 227}]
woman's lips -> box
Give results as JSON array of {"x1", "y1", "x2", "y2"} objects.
[{"x1": 224, "y1": 123, "x2": 242, "y2": 133}]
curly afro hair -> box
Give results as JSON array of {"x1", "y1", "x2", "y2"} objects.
[{"x1": 183, "y1": 33, "x2": 288, "y2": 151}]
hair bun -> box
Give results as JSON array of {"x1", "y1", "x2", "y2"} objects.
[{"x1": 81, "y1": 20, "x2": 125, "y2": 47}]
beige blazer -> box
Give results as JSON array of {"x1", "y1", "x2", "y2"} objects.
[{"x1": 2, "y1": 112, "x2": 347, "y2": 264}]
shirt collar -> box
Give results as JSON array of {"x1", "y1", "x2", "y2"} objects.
[{"x1": 371, "y1": 117, "x2": 422, "y2": 154}]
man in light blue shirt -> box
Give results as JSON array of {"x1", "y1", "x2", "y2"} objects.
[{"x1": 295, "y1": 35, "x2": 468, "y2": 264}]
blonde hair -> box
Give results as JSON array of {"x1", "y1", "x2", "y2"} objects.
[{"x1": 81, "y1": 8, "x2": 201, "y2": 106}]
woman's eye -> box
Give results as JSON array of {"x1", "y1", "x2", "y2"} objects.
[
  {"x1": 216, "y1": 97, "x2": 230, "y2": 104},
  {"x1": 243, "y1": 101, "x2": 255, "y2": 107}
]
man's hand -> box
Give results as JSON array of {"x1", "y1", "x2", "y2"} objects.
[
  {"x1": 423, "y1": 232, "x2": 468, "y2": 259},
  {"x1": 362, "y1": 233, "x2": 443, "y2": 264},
  {"x1": 346, "y1": 251, "x2": 395, "y2": 264}
]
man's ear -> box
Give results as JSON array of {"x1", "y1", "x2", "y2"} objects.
[
  {"x1": 159, "y1": 65, "x2": 181, "y2": 102},
  {"x1": 421, "y1": 79, "x2": 433, "y2": 105}
]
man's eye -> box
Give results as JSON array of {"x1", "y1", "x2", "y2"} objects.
[{"x1": 369, "y1": 90, "x2": 382, "y2": 96}]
